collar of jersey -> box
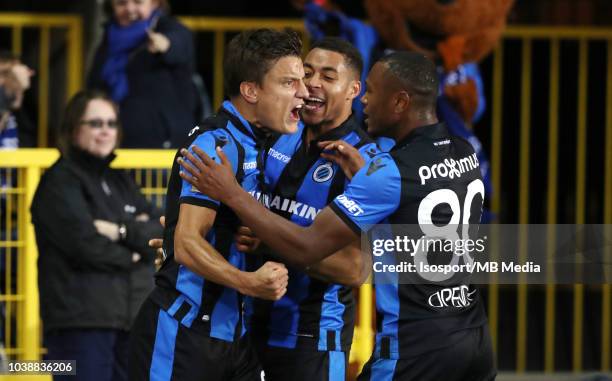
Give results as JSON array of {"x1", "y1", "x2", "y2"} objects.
[
  {"x1": 392, "y1": 122, "x2": 449, "y2": 151},
  {"x1": 305, "y1": 113, "x2": 359, "y2": 146},
  {"x1": 220, "y1": 100, "x2": 259, "y2": 143}
]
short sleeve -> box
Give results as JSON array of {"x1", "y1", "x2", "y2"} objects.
[
  {"x1": 179, "y1": 131, "x2": 236, "y2": 209},
  {"x1": 330, "y1": 154, "x2": 401, "y2": 234}
]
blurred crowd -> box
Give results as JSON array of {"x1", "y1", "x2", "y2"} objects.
[{"x1": 2, "y1": 0, "x2": 194, "y2": 379}]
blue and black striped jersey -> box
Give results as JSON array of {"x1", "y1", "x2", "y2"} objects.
[
  {"x1": 249, "y1": 114, "x2": 379, "y2": 352},
  {"x1": 330, "y1": 123, "x2": 488, "y2": 359},
  {"x1": 152, "y1": 101, "x2": 266, "y2": 343}
]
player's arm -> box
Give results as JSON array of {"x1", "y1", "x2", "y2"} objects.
[
  {"x1": 178, "y1": 148, "x2": 355, "y2": 267},
  {"x1": 178, "y1": 146, "x2": 401, "y2": 268},
  {"x1": 175, "y1": 134, "x2": 288, "y2": 300},
  {"x1": 174, "y1": 204, "x2": 287, "y2": 300},
  {"x1": 305, "y1": 240, "x2": 371, "y2": 287},
  {"x1": 236, "y1": 227, "x2": 369, "y2": 287}
]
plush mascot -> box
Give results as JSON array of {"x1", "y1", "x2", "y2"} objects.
[
  {"x1": 299, "y1": 0, "x2": 515, "y2": 220},
  {"x1": 364, "y1": 0, "x2": 514, "y2": 125}
]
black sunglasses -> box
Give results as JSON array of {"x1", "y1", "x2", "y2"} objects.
[{"x1": 80, "y1": 118, "x2": 119, "y2": 129}]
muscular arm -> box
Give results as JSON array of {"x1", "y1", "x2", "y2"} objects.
[
  {"x1": 235, "y1": 227, "x2": 368, "y2": 286},
  {"x1": 174, "y1": 204, "x2": 287, "y2": 300},
  {"x1": 305, "y1": 240, "x2": 371, "y2": 287},
  {"x1": 175, "y1": 204, "x2": 245, "y2": 289},
  {"x1": 178, "y1": 146, "x2": 399, "y2": 269},
  {"x1": 224, "y1": 191, "x2": 357, "y2": 268}
]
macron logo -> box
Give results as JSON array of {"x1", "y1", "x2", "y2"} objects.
[
  {"x1": 268, "y1": 148, "x2": 291, "y2": 163},
  {"x1": 243, "y1": 161, "x2": 257, "y2": 170},
  {"x1": 336, "y1": 195, "x2": 364, "y2": 217}
]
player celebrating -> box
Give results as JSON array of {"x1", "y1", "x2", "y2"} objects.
[
  {"x1": 180, "y1": 51, "x2": 495, "y2": 381},
  {"x1": 246, "y1": 37, "x2": 377, "y2": 381},
  {"x1": 129, "y1": 29, "x2": 307, "y2": 381}
]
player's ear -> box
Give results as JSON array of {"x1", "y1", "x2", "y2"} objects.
[
  {"x1": 394, "y1": 91, "x2": 410, "y2": 113},
  {"x1": 240, "y1": 81, "x2": 258, "y2": 104},
  {"x1": 347, "y1": 80, "x2": 362, "y2": 101}
]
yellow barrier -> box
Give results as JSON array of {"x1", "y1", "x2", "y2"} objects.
[
  {"x1": 487, "y1": 27, "x2": 612, "y2": 373},
  {"x1": 0, "y1": 149, "x2": 175, "y2": 364}
]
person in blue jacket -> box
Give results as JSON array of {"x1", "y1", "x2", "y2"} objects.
[{"x1": 88, "y1": 0, "x2": 198, "y2": 148}]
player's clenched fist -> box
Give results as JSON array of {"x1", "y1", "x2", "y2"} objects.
[{"x1": 240, "y1": 261, "x2": 288, "y2": 301}]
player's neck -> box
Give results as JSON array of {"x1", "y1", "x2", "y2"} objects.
[
  {"x1": 305, "y1": 109, "x2": 352, "y2": 145},
  {"x1": 230, "y1": 97, "x2": 260, "y2": 130},
  {"x1": 394, "y1": 112, "x2": 439, "y2": 142}
]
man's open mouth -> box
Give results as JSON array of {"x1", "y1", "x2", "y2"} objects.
[
  {"x1": 290, "y1": 104, "x2": 303, "y2": 121},
  {"x1": 304, "y1": 97, "x2": 326, "y2": 112}
]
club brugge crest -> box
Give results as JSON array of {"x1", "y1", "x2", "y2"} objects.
[{"x1": 313, "y1": 162, "x2": 334, "y2": 183}]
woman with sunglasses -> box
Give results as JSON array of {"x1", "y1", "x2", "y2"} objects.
[{"x1": 31, "y1": 90, "x2": 162, "y2": 381}]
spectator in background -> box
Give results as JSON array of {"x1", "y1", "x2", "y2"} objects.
[
  {"x1": 0, "y1": 55, "x2": 34, "y2": 360},
  {"x1": 0, "y1": 52, "x2": 34, "y2": 149},
  {"x1": 31, "y1": 90, "x2": 162, "y2": 381},
  {"x1": 0, "y1": 86, "x2": 15, "y2": 148},
  {"x1": 0, "y1": 52, "x2": 35, "y2": 148},
  {"x1": 88, "y1": 0, "x2": 199, "y2": 148}
]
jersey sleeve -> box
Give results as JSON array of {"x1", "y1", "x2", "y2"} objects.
[
  {"x1": 179, "y1": 131, "x2": 237, "y2": 210},
  {"x1": 358, "y1": 141, "x2": 382, "y2": 162},
  {"x1": 375, "y1": 136, "x2": 396, "y2": 153},
  {"x1": 330, "y1": 154, "x2": 401, "y2": 234}
]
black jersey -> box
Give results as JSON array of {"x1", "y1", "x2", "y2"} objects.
[
  {"x1": 153, "y1": 101, "x2": 265, "y2": 343},
  {"x1": 249, "y1": 115, "x2": 378, "y2": 352},
  {"x1": 330, "y1": 123, "x2": 488, "y2": 359}
]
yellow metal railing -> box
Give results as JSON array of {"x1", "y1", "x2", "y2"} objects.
[
  {"x1": 0, "y1": 148, "x2": 374, "y2": 372},
  {"x1": 488, "y1": 27, "x2": 612, "y2": 373},
  {"x1": 0, "y1": 13, "x2": 83, "y2": 148},
  {"x1": 0, "y1": 149, "x2": 174, "y2": 364}
]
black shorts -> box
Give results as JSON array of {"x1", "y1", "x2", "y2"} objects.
[
  {"x1": 253, "y1": 337, "x2": 347, "y2": 381},
  {"x1": 129, "y1": 297, "x2": 263, "y2": 381},
  {"x1": 357, "y1": 325, "x2": 495, "y2": 381}
]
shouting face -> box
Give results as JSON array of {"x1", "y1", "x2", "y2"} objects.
[{"x1": 253, "y1": 55, "x2": 308, "y2": 134}]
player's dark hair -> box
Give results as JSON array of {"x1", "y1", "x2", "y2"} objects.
[
  {"x1": 378, "y1": 51, "x2": 439, "y2": 108},
  {"x1": 57, "y1": 89, "x2": 121, "y2": 157},
  {"x1": 310, "y1": 37, "x2": 363, "y2": 78},
  {"x1": 224, "y1": 28, "x2": 302, "y2": 98}
]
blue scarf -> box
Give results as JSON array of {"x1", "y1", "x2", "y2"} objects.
[{"x1": 101, "y1": 10, "x2": 161, "y2": 102}]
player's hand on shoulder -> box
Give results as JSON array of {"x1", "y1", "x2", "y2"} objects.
[
  {"x1": 242, "y1": 261, "x2": 288, "y2": 301},
  {"x1": 178, "y1": 146, "x2": 240, "y2": 203},
  {"x1": 234, "y1": 226, "x2": 261, "y2": 253},
  {"x1": 318, "y1": 140, "x2": 365, "y2": 180}
]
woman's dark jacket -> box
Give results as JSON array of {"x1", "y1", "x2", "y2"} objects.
[
  {"x1": 31, "y1": 148, "x2": 162, "y2": 333},
  {"x1": 88, "y1": 14, "x2": 198, "y2": 148}
]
